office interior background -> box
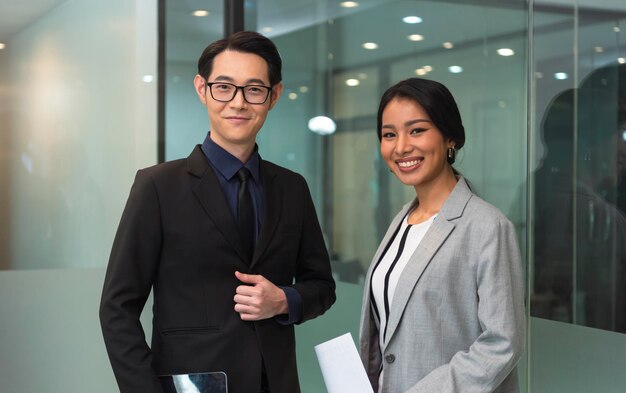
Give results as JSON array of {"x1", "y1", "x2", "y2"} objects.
[{"x1": 1, "y1": 0, "x2": 625, "y2": 391}]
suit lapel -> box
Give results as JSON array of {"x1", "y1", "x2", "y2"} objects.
[
  {"x1": 361, "y1": 202, "x2": 412, "y2": 369},
  {"x1": 369, "y1": 201, "x2": 414, "y2": 269},
  {"x1": 187, "y1": 145, "x2": 249, "y2": 264},
  {"x1": 383, "y1": 177, "x2": 473, "y2": 346},
  {"x1": 383, "y1": 218, "x2": 455, "y2": 344},
  {"x1": 251, "y1": 160, "x2": 281, "y2": 268}
]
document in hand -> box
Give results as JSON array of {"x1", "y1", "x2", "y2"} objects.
[
  {"x1": 159, "y1": 372, "x2": 227, "y2": 393},
  {"x1": 314, "y1": 333, "x2": 374, "y2": 393}
]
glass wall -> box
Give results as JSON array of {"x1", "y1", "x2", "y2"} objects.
[
  {"x1": 164, "y1": 0, "x2": 223, "y2": 160},
  {"x1": 0, "y1": 0, "x2": 157, "y2": 269},
  {"x1": 529, "y1": 1, "x2": 626, "y2": 391},
  {"x1": 0, "y1": 0, "x2": 157, "y2": 391},
  {"x1": 245, "y1": 1, "x2": 528, "y2": 391}
]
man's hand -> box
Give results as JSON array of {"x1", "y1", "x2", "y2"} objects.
[{"x1": 233, "y1": 271, "x2": 289, "y2": 321}]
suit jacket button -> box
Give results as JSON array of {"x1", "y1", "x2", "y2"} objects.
[{"x1": 385, "y1": 354, "x2": 395, "y2": 364}]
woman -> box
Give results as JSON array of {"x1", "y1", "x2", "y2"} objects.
[{"x1": 359, "y1": 78, "x2": 525, "y2": 393}]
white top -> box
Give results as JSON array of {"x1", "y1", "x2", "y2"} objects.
[
  {"x1": 370, "y1": 214, "x2": 436, "y2": 350},
  {"x1": 370, "y1": 213, "x2": 436, "y2": 392}
]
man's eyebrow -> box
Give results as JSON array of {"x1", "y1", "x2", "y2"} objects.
[
  {"x1": 212, "y1": 75, "x2": 235, "y2": 82},
  {"x1": 211, "y1": 75, "x2": 269, "y2": 85},
  {"x1": 245, "y1": 78, "x2": 269, "y2": 85}
]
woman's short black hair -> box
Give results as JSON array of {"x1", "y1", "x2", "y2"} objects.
[
  {"x1": 377, "y1": 78, "x2": 465, "y2": 150},
  {"x1": 197, "y1": 31, "x2": 282, "y2": 86}
]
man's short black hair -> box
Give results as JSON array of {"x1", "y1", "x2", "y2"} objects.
[{"x1": 197, "y1": 31, "x2": 282, "y2": 86}]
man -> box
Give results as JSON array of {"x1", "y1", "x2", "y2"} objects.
[{"x1": 99, "y1": 31, "x2": 336, "y2": 393}]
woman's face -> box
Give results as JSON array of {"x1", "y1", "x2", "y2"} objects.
[{"x1": 380, "y1": 97, "x2": 453, "y2": 190}]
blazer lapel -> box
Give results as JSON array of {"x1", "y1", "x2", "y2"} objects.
[
  {"x1": 250, "y1": 160, "x2": 281, "y2": 268},
  {"x1": 360, "y1": 202, "x2": 412, "y2": 370},
  {"x1": 383, "y1": 218, "x2": 455, "y2": 345},
  {"x1": 187, "y1": 145, "x2": 249, "y2": 264},
  {"x1": 383, "y1": 177, "x2": 473, "y2": 347}
]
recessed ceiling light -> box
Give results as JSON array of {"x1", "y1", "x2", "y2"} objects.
[
  {"x1": 345, "y1": 78, "x2": 360, "y2": 86},
  {"x1": 415, "y1": 68, "x2": 427, "y2": 76},
  {"x1": 340, "y1": 1, "x2": 359, "y2": 8},
  {"x1": 408, "y1": 34, "x2": 424, "y2": 42},
  {"x1": 402, "y1": 16, "x2": 423, "y2": 24},
  {"x1": 288, "y1": 93, "x2": 298, "y2": 100},
  {"x1": 143, "y1": 75, "x2": 154, "y2": 83},
  {"x1": 0, "y1": 43, "x2": 5, "y2": 50},
  {"x1": 362, "y1": 42, "x2": 378, "y2": 50},
  {"x1": 594, "y1": 46, "x2": 604, "y2": 53},
  {"x1": 423, "y1": 65, "x2": 433, "y2": 72},
  {"x1": 443, "y1": 42, "x2": 454, "y2": 49},
  {"x1": 192, "y1": 10, "x2": 209, "y2": 17},
  {"x1": 261, "y1": 27, "x2": 273, "y2": 33},
  {"x1": 497, "y1": 48, "x2": 515, "y2": 56},
  {"x1": 614, "y1": 26, "x2": 621, "y2": 33},
  {"x1": 448, "y1": 66, "x2": 463, "y2": 74},
  {"x1": 554, "y1": 72, "x2": 568, "y2": 80},
  {"x1": 618, "y1": 57, "x2": 626, "y2": 64},
  {"x1": 299, "y1": 86, "x2": 309, "y2": 93}
]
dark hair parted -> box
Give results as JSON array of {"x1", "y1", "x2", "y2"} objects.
[
  {"x1": 197, "y1": 31, "x2": 282, "y2": 86},
  {"x1": 376, "y1": 78, "x2": 465, "y2": 151}
]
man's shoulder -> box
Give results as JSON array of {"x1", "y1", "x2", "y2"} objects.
[
  {"x1": 138, "y1": 157, "x2": 189, "y2": 180},
  {"x1": 261, "y1": 160, "x2": 305, "y2": 182}
]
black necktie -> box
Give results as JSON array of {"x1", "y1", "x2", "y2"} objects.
[{"x1": 237, "y1": 167, "x2": 254, "y2": 261}]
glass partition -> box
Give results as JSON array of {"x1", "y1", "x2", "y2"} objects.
[
  {"x1": 0, "y1": 1, "x2": 158, "y2": 392},
  {"x1": 164, "y1": 0, "x2": 223, "y2": 160},
  {"x1": 530, "y1": 1, "x2": 626, "y2": 391},
  {"x1": 531, "y1": 1, "x2": 626, "y2": 334},
  {"x1": 245, "y1": 1, "x2": 529, "y2": 391},
  {"x1": 0, "y1": 0, "x2": 158, "y2": 270}
]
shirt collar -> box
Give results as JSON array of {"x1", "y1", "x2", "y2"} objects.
[{"x1": 201, "y1": 132, "x2": 261, "y2": 183}]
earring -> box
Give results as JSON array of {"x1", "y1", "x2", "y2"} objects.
[{"x1": 447, "y1": 147, "x2": 456, "y2": 165}]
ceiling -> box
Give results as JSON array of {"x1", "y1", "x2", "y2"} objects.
[
  {"x1": 2, "y1": 0, "x2": 626, "y2": 43},
  {"x1": 0, "y1": 0, "x2": 66, "y2": 42},
  {"x1": 1, "y1": 0, "x2": 625, "y2": 70}
]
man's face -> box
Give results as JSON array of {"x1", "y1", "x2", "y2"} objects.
[{"x1": 194, "y1": 50, "x2": 282, "y2": 156}]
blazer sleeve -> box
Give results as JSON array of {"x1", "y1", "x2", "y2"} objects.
[
  {"x1": 407, "y1": 217, "x2": 526, "y2": 393},
  {"x1": 99, "y1": 170, "x2": 165, "y2": 393},
  {"x1": 290, "y1": 175, "x2": 337, "y2": 323}
]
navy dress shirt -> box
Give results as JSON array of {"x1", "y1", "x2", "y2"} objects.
[{"x1": 201, "y1": 133, "x2": 302, "y2": 324}]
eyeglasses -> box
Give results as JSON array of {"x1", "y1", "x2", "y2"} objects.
[{"x1": 206, "y1": 81, "x2": 273, "y2": 104}]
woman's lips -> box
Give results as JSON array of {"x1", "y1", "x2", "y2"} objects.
[{"x1": 396, "y1": 158, "x2": 423, "y2": 172}]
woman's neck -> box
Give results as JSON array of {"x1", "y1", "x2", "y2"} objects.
[{"x1": 409, "y1": 169, "x2": 458, "y2": 224}]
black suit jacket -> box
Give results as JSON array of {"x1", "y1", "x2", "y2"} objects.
[{"x1": 100, "y1": 145, "x2": 336, "y2": 393}]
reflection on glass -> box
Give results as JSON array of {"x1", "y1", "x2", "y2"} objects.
[{"x1": 533, "y1": 62, "x2": 626, "y2": 333}]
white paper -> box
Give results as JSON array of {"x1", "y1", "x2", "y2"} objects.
[{"x1": 314, "y1": 333, "x2": 374, "y2": 393}]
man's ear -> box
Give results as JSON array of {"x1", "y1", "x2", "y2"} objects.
[
  {"x1": 268, "y1": 82, "x2": 283, "y2": 110},
  {"x1": 193, "y1": 74, "x2": 207, "y2": 104}
]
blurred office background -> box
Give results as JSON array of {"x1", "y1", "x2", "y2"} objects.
[{"x1": 0, "y1": 0, "x2": 625, "y2": 391}]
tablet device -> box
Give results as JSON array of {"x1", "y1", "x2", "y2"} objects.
[{"x1": 159, "y1": 371, "x2": 227, "y2": 393}]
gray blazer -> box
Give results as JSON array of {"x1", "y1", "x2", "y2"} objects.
[{"x1": 360, "y1": 178, "x2": 525, "y2": 393}]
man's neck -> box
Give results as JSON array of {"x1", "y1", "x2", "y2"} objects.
[{"x1": 209, "y1": 134, "x2": 256, "y2": 163}]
